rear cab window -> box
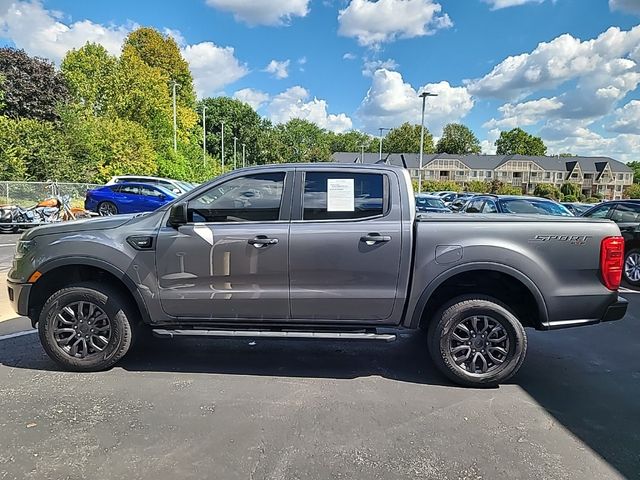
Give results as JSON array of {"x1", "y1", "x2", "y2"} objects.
[{"x1": 302, "y1": 172, "x2": 386, "y2": 221}]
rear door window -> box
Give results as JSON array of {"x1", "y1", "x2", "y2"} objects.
[
  {"x1": 302, "y1": 172, "x2": 385, "y2": 221},
  {"x1": 611, "y1": 203, "x2": 640, "y2": 223}
]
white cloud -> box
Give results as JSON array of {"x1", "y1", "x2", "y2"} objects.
[
  {"x1": 343, "y1": 52, "x2": 357, "y2": 60},
  {"x1": 610, "y1": 100, "x2": 640, "y2": 134},
  {"x1": 610, "y1": 0, "x2": 640, "y2": 15},
  {"x1": 205, "y1": 0, "x2": 310, "y2": 26},
  {"x1": 263, "y1": 59, "x2": 290, "y2": 79},
  {"x1": 357, "y1": 69, "x2": 474, "y2": 134},
  {"x1": 0, "y1": 0, "x2": 131, "y2": 63},
  {"x1": 338, "y1": 0, "x2": 452, "y2": 47},
  {"x1": 466, "y1": 25, "x2": 640, "y2": 100},
  {"x1": 267, "y1": 86, "x2": 353, "y2": 132},
  {"x1": 362, "y1": 58, "x2": 398, "y2": 77},
  {"x1": 182, "y1": 42, "x2": 248, "y2": 96},
  {"x1": 484, "y1": 97, "x2": 563, "y2": 129},
  {"x1": 482, "y1": 0, "x2": 544, "y2": 10},
  {"x1": 163, "y1": 27, "x2": 185, "y2": 47},
  {"x1": 233, "y1": 88, "x2": 270, "y2": 110}
]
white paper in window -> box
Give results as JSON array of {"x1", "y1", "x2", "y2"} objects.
[{"x1": 327, "y1": 178, "x2": 354, "y2": 211}]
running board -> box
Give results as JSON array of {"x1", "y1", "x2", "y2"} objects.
[{"x1": 152, "y1": 329, "x2": 396, "y2": 342}]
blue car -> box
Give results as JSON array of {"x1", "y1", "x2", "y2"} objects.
[{"x1": 85, "y1": 183, "x2": 177, "y2": 216}]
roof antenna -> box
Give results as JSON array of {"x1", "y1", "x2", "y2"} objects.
[{"x1": 400, "y1": 154, "x2": 408, "y2": 169}]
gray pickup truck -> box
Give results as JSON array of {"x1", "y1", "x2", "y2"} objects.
[{"x1": 7, "y1": 164, "x2": 628, "y2": 387}]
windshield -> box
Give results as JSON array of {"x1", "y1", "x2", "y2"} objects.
[
  {"x1": 500, "y1": 199, "x2": 573, "y2": 216},
  {"x1": 416, "y1": 197, "x2": 446, "y2": 208}
]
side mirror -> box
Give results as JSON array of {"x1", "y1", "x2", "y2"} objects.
[{"x1": 168, "y1": 203, "x2": 187, "y2": 228}]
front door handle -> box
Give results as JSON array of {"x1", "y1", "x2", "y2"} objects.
[
  {"x1": 248, "y1": 236, "x2": 279, "y2": 248},
  {"x1": 360, "y1": 233, "x2": 391, "y2": 245}
]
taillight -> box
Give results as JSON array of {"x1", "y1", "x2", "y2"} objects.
[{"x1": 600, "y1": 236, "x2": 624, "y2": 290}]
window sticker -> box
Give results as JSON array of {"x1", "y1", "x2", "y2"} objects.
[{"x1": 327, "y1": 178, "x2": 355, "y2": 211}]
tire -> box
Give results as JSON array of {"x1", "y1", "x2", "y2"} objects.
[
  {"x1": 38, "y1": 282, "x2": 135, "y2": 372},
  {"x1": 427, "y1": 295, "x2": 527, "y2": 388},
  {"x1": 0, "y1": 225, "x2": 18, "y2": 234},
  {"x1": 97, "y1": 201, "x2": 118, "y2": 216},
  {"x1": 623, "y1": 248, "x2": 640, "y2": 286}
]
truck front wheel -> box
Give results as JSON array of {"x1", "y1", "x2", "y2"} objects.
[
  {"x1": 38, "y1": 282, "x2": 134, "y2": 372},
  {"x1": 427, "y1": 296, "x2": 527, "y2": 388}
]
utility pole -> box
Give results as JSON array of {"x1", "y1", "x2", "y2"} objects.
[
  {"x1": 418, "y1": 91, "x2": 438, "y2": 194},
  {"x1": 242, "y1": 143, "x2": 246, "y2": 168},
  {"x1": 221, "y1": 121, "x2": 225, "y2": 170},
  {"x1": 172, "y1": 82, "x2": 179, "y2": 152},
  {"x1": 360, "y1": 144, "x2": 366, "y2": 163},
  {"x1": 378, "y1": 127, "x2": 390, "y2": 161},
  {"x1": 202, "y1": 104, "x2": 207, "y2": 166},
  {"x1": 233, "y1": 137, "x2": 238, "y2": 169}
]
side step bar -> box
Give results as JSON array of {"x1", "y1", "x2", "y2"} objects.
[{"x1": 152, "y1": 329, "x2": 397, "y2": 342}]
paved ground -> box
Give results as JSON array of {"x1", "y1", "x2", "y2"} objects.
[{"x1": 0, "y1": 234, "x2": 638, "y2": 479}]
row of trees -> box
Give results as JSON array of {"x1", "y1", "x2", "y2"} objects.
[{"x1": 0, "y1": 27, "x2": 555, "y2": 183}]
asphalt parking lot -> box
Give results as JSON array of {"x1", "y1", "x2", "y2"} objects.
[{"x1": 0, "y1": 234, "x2": 638, "y2": 480}]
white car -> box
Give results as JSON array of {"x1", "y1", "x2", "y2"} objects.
[{"x1": 105, "y1": 175, "x2": 194, "y2": 196}]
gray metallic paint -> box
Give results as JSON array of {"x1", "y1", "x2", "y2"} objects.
[{"x1": 7, "y1": 163, "x2": 626, "y2": 331}]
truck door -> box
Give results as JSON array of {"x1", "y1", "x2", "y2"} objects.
[
  {"x1": 155, "y1": 171, "x2": 291, "y2": 320},
  {"x1": 288, "y1": 169, "x2": 404, "y2": 323}
]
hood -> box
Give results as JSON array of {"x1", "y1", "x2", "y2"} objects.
[{"x1": 22, "y1": 214, "x2": 137, "y2": 240}]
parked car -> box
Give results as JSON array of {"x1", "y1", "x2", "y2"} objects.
[
  {"x1": 448, "y1": 193, "x2": 481, "y2": 212},
  {"x1": 85, "y1": 183, "x2": 177, "y2": 216},
  {"x1": 562, "y1": 202, "x2": 594, "y2": 216},
  {"x1": 415, "y1": 194, "x2": 450, "y2": 213},
  {"x1": 8, "y1": 164, "x2": 627, "y2": 388},
  {"x1": 581, "y1": 200, "x2": 640, "y2": 286},
  {"x1": 105, "y1": 175, "x2": 194, "y2": 196},
  {"x1": 433, "y1": 191, "x2": 459, "y2": 203},
  {"x1": 460, "y1": 195, "x2": 573, "y2": 216}
]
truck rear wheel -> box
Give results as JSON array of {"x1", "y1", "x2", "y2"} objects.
[
  {"x1": 38, "y1": 282, "x2": 134, "y2": 372},
  {"x1": 427, "y1": 295, "x2": 527, "y2": 388}
]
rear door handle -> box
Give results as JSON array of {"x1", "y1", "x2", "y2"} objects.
[
  {"x1": 248, "y1": 236, "x2": 279, "y2": 248},
  {"x1": 360, "y1": 233, "x2": 391, "y2": 245}
]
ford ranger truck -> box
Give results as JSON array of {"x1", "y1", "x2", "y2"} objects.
[{"x1": 6, "y1": 164, "x2": 628, "y2": 387}]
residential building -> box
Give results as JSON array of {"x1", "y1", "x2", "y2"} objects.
[{"x1": 332, "y1": 152, "x2": 634, "y2": 200}]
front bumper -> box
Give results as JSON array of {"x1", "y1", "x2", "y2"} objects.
[{"x1": 5, "y1": 280, "x2": 31, "y2": 317}]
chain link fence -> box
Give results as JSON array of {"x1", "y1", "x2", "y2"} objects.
[{"x1": 0, "y1": 181, "x2": 101, "y2": 208}]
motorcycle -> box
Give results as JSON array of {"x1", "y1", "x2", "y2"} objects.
[{"x1": 0, "y1": 196, "x2": 92, "y2": 233}]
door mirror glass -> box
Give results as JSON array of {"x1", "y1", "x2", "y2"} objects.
[{"x1": 168, "y1": 203, "x2": 187, "y2": 228}]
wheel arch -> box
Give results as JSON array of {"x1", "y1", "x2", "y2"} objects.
[
  {"x1": 408, "y1": 262, "x2": 549, "y2": 330},
  {"x1": 27, "y1": 256, "x2": 149, "y2": 328}
]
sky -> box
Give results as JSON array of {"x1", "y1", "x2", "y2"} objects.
[{"x1": 1, "y1": 0, "x2": 640, "y2": 160}]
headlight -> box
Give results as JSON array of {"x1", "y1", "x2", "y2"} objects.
[{"x1": 16, "y1": 239, "x2": 36, "y2": 256}]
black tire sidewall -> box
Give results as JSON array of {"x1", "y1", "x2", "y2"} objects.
[
  {"x1": 428, "y1": 296, "x2": 527, "y2": 388},
  {"x1": 38, "y1": 284, "x2": 132, "y2": 371},
  {"x1": 623, "y1": 249, "x2": 640, "y2": 286},
  {"x1": 98, "y1": 201, "x2": 117, "y2": 216}
]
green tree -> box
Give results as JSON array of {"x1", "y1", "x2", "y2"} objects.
[
  {"x1": 273, "y1": 119, "x2": 331, "y2": 163},
  {"x1": 534, "y1": 183, "x2": 561, "y2": 200},
  {"x1": 0, "y1": 48, "x2": 68, "y2": 120},
  {"x1": 495, "y1": 127, "x2": 547, "y2": 156},
  {"x1": 626, "y1": 161, "x2": 640, "y2": 183},
  {"x1": 560, "y1": 182, "x2": 581, "y2": 197},
  {"x1": 384, "y1": 122, "x2": 433, "y2": 153},
  {"x1": 328, "y1": 130, "x2": 374, "y2": 153},
  {"x1": 61, "y1": 43, "x2": 117, "y2": 116},
  {"x1": 436, "y1": 123, "x2": 481, "y2": 154},
  {"x1": 0, "y1": 116, "x2": 27, "y2": 180},
  {"x1": 466, "y1": 180, "x2": 489, "y2": 193},
  {"x1": 624, "y1": 183, "x2": 640, "y2": 199},
  {"x1": 123, "y1": 28, "x2": 196, "y2": 108}
]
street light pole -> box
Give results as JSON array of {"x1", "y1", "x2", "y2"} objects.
[
  {"x1": 172, "y1": 82, "x2": 179, "y2": 152},
  {"x1": 202, "y1": 104, "x2": 207, "y2": 167},
  {"x1": 220, "y1": 121, "x2": 225, "y2": 170},
  {"x1": 242, "y1": 143, "x2": 246, "y2": 168},
  {"x1": 360, "y1": 144, "x2": 365, "y2": 163},
  {"x1": 378, "y1": 127, "x2": 390, "y2": 161},
  {"x1": 418, "y1": 91, "x2": 438, "y2": 194},
  {"x1": 233, "y1": 137, "x2": 238, "y2": 169}
]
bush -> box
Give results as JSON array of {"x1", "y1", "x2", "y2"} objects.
[
  {"x1": 466, "y1": 180, "x2": 490, "y2": 193},
  {"x1": 563, "y1": 194, "x2": 578, "y2": 202},
  {"x1": 421, "y1": 180, "x2": 460, "y2": 192},
  {"x1": 496, "y1": 184, "x2": 523, "y2": 195},
  {"x1": 560, "y1": 182, "x2": 581, "y2": 197},
  {"x1": 534, "y1": 183, "x2": 561, "y2": 200},
  {"x1": 586, "y1": 197, "x2": 600, "y2": 203}
]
